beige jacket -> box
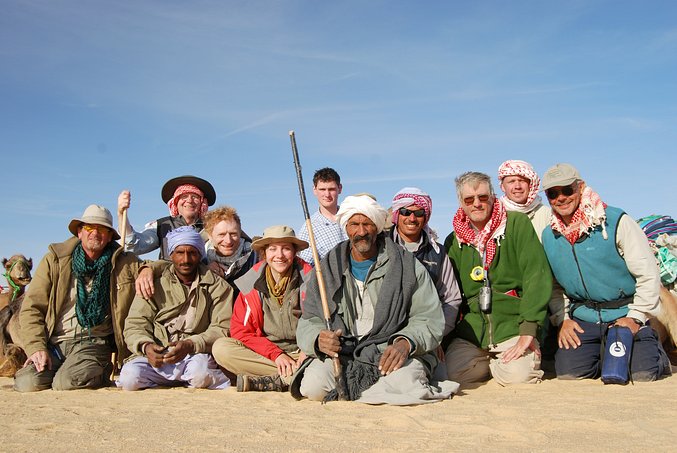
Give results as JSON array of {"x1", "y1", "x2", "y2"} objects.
[
  {"x1": 20, "y1": 237, "x2": 140, "y2": 366},
  {"x1": 123, "y1": 263, "x2": 233, "y2": 358}
]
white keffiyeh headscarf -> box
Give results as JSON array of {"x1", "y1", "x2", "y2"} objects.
[{"x1": 498, "y1": 160, "x2": 543, "y2": 214}]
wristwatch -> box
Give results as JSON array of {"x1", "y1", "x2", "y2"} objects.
[{"x1": 629, "y1": 317, "x2": 644, "y2": 327}]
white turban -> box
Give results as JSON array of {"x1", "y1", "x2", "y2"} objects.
[
  {"x1": 167, "y1": 226, "x2": 206, "y2": 259},
  {"x1": 336, "y1": 195, "x2": 389, "y2": 234}
]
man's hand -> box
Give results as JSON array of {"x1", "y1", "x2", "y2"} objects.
[
  {"x1": 317, "y1": 329, "x2": 342, "y2": 358},
  {"x1": 208, "y1": 262, "x2": 225, "y2": 279},
  {"x1": 558, "y1": 319, "x2": 585, "y2": 349},
  {"x1": 612, "y1": 317, "x2": 641, "y2": 336},
  {"x1": 144, "y1": 343, "x2": 166, "y2": 368},
  {"x1": 296, "y1": 351, "x2": 307, "y2": 368},
  {"x1": 436, "y1": 345, "x2": 446, "y2": 362},
  {"x1": 135, "y1": 267, "x2": 155, "y2": 299},
  {"x1": 501, "y1": 335, "x2": 540, "y2": 364},
  {"x1": 275, "y1": 353, "x2": 298, "y2": 378},
  {"x1": 118, "y1": 190, "x2": 131, "y2": 215},
  {"x1": 163, "y1": 340, "x2": 194, "y2": 364},
  {"x1": 378, "y1": 338, "x2": 411, "y2": 376},
  {"x1": 24, "y1": 350, "x2": 51, "y2": 373}
]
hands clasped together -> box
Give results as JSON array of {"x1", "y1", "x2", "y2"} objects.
[
  {"x1": 144, "y1": 340, "x2": 195, "y2": 368},
  {"x1": 318, "y1": 328, "x2": 411, "y2": 376}
]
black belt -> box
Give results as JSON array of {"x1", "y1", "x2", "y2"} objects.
[{"x1": 570, "y1": 297, "x2": 632, "y2": 316}]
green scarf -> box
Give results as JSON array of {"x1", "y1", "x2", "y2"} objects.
[{"x1": 71, "y1": 242, "x2": 114, "y2": 330}]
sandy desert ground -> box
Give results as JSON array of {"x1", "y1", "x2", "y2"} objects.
[{"x1": 2, "y1": 370, "x2": 677, "y2": 453}]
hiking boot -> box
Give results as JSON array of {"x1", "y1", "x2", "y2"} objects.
[{"x1": 236, "y1": 374, "x2": 288, "y2": 392}]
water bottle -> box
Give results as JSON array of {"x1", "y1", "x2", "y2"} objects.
[
  {"x1": 601, "y1": 325, "x2": 634, "y2": 384},
  {"x1": 479, "y1": 279, "x2": 492, "y2": 314}
]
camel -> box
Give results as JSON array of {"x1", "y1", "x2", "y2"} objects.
[
  {"x1": 0, "y1": 255, "x2": 33, "y2": 377},
  {"x1": 0, "y1": 255, "x2": 32, "y2": 310},
  {"x1": 652, "y1": 286, "x2": 677, "y2": 365}
]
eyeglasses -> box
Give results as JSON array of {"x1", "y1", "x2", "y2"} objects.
[
  {"x1": 81, "y1": 224, "x2": 110, "y2": 234},
  {"x1": 398, "y1": 207, "x2": 426, "y2": 218},
  {"x1": 462, "y1": 195, "x2": 491, "y2": 206},
  {"x1": 546, "y1": 183, "x2": 577, "y2": 200},
  {"x1": 178, "y1": 193, "x2": 202, "y2": 202}
]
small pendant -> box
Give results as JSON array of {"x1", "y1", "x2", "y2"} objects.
[{"x1": 470, "y1": 266, "x2": 484, "y2": 281}]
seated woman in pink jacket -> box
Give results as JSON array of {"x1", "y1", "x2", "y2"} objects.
[{"x1": 212, "y1": 225, "x2": 312, "y2": 392}]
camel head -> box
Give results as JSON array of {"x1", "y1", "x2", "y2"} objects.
[{"x1": 3, "y1": 255, "x2": 33, "y2": 288}]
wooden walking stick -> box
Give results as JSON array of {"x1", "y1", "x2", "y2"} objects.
[
  {"x1": 110, "y1": 206, "x2": 128, "y2": 381},
  {"x1": 289, "y1": 130, "x2": 348, "y2": 401}
]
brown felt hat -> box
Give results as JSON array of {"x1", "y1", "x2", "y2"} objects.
[
  {"x1": 251, "y1": 225, "x2": 309, "y2": 253},
  {"x1": 161, "y1": 175, "x2": 216, "y2": 206}
]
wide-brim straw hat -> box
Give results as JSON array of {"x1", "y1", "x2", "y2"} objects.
[
  {"x1": 161, "y1": 175, "x2": 216, "y2": 206},
  {"x1": 251, "y1": 225, "x2": 309, "y2": 253},
  {"x1": 68, "y1": 204, "x2": 121, "y2": 240}
]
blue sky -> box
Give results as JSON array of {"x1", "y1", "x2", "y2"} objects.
[{"x1": 2, "y1": 1, "x2": 676, "y2": 270}]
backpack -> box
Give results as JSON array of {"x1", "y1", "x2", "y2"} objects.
[{"x1": 637, "y1": 215, "x2": 677, "y2": 285}]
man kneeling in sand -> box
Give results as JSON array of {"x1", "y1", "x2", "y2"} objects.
[
  {"x1": 15, "y1": 205, "x2": 140, "y2": 392},
  {"x1": 292, "y1": 195, "x2": 459, "y2": 404},
  {"x1": 117, "y1": 227, "x2": 233, "y2": 390}
]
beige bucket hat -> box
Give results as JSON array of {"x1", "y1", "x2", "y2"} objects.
[
  {"x1": 68, "y1": 204, "x2": 121, "y2": 240},
  {"x1": 251, "y1": 225, "x2": 309, "y2": 253}
]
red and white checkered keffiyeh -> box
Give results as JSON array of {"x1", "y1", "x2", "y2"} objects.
[
  {"x1": 497, "y1": 160, "x2": 543, "y2": 214},
  {"x1": 551, "y1": 186, "x2": 608, "y2": 245},
  {"x1": 391, "y1": 187, "x2": 432, "y2": 224},
  {"x1": 452, "y1": 198, "x2": 507, "y2": 268},
  {"x1": 167, "y1": 184, "x2": 208, "y2": 218}
]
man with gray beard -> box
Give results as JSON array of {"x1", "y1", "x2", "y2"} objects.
[{"x1": 292, "y1": 195, "x2": 459, "y2": 405}]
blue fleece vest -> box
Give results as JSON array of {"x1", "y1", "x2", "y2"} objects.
[{"x1": 542, "y1": 206, "x2": 636, "y2": 323}]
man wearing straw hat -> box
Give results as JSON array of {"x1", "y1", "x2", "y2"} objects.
[
  {"x1": 15, "y1": 205, "x2": 141, "y2": 392},
  {"x1": 117, "y1": 226, "x2": 233, "y2": 390},
  {"x1": 293, "y1": 195, "x2": 459, "y2": 404},
  {"x1": 117, "y1": 175, "x2": 216, "y2": 260}
]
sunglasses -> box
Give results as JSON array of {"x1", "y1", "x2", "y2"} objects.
[
  {"x1": 178, "y1": 193, "x2": 202, "y2": 202},
  {"x1": 81, "y1": 224, "x2": 110, "y2": 234},
  {"x1": 462, "y1": 195, "x2": 491, "y2": 206},
  {"x1": 546, "y1": 183, "x2": 577, "y2": 200},
  {"x1": 398, "y1": 207, "x2": 426, "y2": 218}
]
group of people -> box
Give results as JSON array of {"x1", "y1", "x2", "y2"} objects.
[{"x1": 13, "y1": 161, "x2": 671, "y2": 404}]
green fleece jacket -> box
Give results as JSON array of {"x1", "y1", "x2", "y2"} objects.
[
  {"x1": 123, "y1": 263, "x2": 233, "y2": 358},
  {"x1": 444, "y1": 211, "x2": 552, "y2": 348},
  {"x1": 19, "y1": 237, "x2": 140, "y2": 366}
]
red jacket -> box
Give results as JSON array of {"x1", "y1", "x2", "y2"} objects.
[{"x1": 230, "y1": 258, "x2": 313, "y2": 361}]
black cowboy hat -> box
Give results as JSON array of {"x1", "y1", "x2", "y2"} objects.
[{"x1": 161, "y1": 175, "x2": 216, "y2": 206}]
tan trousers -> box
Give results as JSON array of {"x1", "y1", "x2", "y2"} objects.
[
  {"x1": 14, "y1": 338, "x2": 113, "y2": 392},
  {"x1": 212, "y1": 337, "x2": 299, "y2": 384},
  {"x1": 445, "y1": 337, "x2": 543, "y2": 386}
]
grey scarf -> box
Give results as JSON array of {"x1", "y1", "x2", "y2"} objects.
[{"x1": 302, "y1": 234, "x2": 417, "y2": 400}]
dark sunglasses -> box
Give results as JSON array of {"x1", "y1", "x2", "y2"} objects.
[
  {"x1": 398, "y1": 207, "x2": 426, "y2": 218},
  {"x1": 462, "y1": 194, "x2": 491, "y2": 206},
  {"x1": 546, "y1": 183, "x2": 577, "y2": 200}
]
